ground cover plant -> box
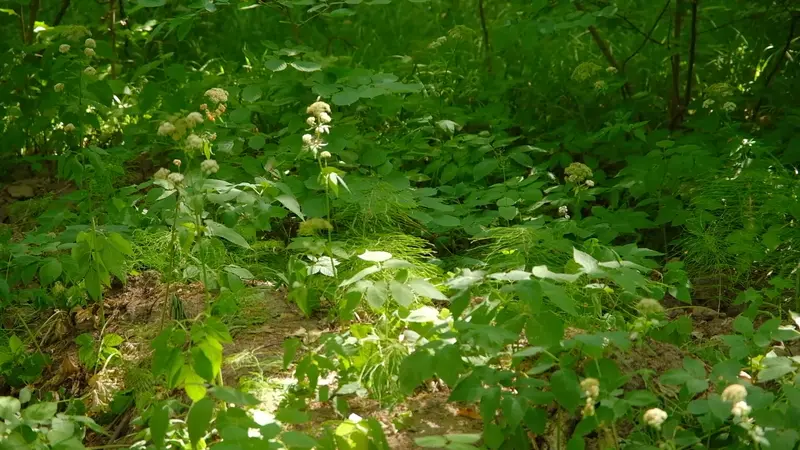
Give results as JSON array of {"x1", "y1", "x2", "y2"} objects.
[{"x1": 2, "y1": 0, "x2": 800, "y2": 449}]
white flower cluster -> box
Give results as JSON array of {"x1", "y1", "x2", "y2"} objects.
[
  {"x1": 59, "y1": 44, "x2": 70, "y2": 54},
  {"x1": 722, "y1": 102, "x2": 736, "y2": 112},
  {"x1": 153, "y1": 168, "x2": 184, "y2": 187},
  {"x1": 64, "y1": 123, "x2": 76, "y2": 132},
  {"x1": 201, "y1": 159, "x2": 219, "y2": 175},
  {"x1": 643, "y1": 408, "x2": 668, "y2": 430},
  {"x1": 302, "y1": 98, "x2": 332, "y2": 158},
  {"x1": 84, "y1": 66, "x2": 96, "y2": 76},
  {"x1": 85, "y1": 38, "x2": 96, "y2": 49},
  {"x1": 721, "y1": 384, "x2": 770, "y2": 446},
  {"x1": 54, "y1": 83, "x2": 65, "y2": 93},
  {"x1": 157, "y1": 112, "x2": 206, "y2": 145},
  {"x1": 205, "y1": 88, "x2": 229, "y2": 104},
  {"x1": 558, "y1": 205, "x2": 570, "y2": 220},
  {"x1": 580, "y1": 378, "x2": 600, "y2": 417},
  {"x1": 186, "y1": 134, "x2": 204, "y2": 150}
]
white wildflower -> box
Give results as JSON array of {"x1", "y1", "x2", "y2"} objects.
[
  {"x1": 732, "y1": 401, "x2": 751, "y2": 418},
  {"x1": 721, "y1": 384, "x2": 748, "y2": 403},
  {"x1": 558, "y1": 205, "x2": 569, "y2": 217},
  {"x1": 606, "y1": 66, "x2": 618, "y2": 74},
  {"x1": 167, "y1": 173, "x2": 184, "y2": 186},
  {"x1": 580, "y1": 378, "x2": 600, "y2": 399},
  {"x1": 748, "y1": 425, "x2": 769, "y2": 446},
  {"x1": 59, "y1": 44, "x2": 70, "y2": 53},
  {"x1": 54, "y1": 83, "x2": 65, "y2": 93},
  {"x1": 319, "y1": 111, "x2": 332, "y2": 124},
  {"x1": 83, "y1": 66, "x2": 96, "y2": 76},
  {"x1": 186, "y1": 112, "x2": 204, "y2": 126},
  {"x1": 643, "y1": 408, "x2": 668, "y2": 430},
  {"x1": 84, "y1": 38, "x2": 96, "y2": 49},
  {"x1": 723, "y1": 102, "x2": 736, "y2": 112},
  {"x1": 84, "y1": 48, "x2": 95, "y2": 57},
  {"x1": 157, "y1": 122, "x2": 176, "y2": 136},
  {"x1": 306, "y1": 116, "x2": 316, "y2": 127},
  {"x1": 302, "y1": 134, "x2": 314, "y2": 145},
  {"x1": 64, "y1": 123, "x2": 75, "y2": 132},
  {"x1": 153, "y1": 168, "x2": 170, "y2": 180},
  {"x1": 186, "y1": 134, "x2": 204, "y2": 150},
  {"x1": 306, "y1": 100, "x2": 331, "y2": 117},
  {"x1": 200, "y1": 159, "x2": 219, "y2": 175},
  {"x1": 204, "y1": 88, "x2": 229, "y2": 103},
  {"x1": 320, "y1": 151, "x2": 332, "y2": 159},
  {"x1": 316, "y1": 124, "x2": 331, "y2": 134},
  {"x1": 585, "y1": 180, "x2": 595, "y2": 187},
  {"x1": 703, "y1": 99, "x2": 715, "y2": 109},
  {"x1": 172, "y1": 159, "x2": 182, "y2": 167},
  {"x1": 594, "y1": 80, "x2": 606, "y2": 90}
]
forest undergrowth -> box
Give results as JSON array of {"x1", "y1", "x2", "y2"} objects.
[{"x1": 2, "y1": 1, "x2": 800, "y2": 449}]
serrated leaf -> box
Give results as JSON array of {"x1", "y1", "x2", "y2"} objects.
[
  {"x1": 39, "y1": 258, "x2": 62, "y2": 285},
  {"x1": 390, "y1": 280, "x2": 415, "y2": 308},
  {"x1": 290, "y1": 61, "x2": 322, "y2": 72},
  {"x1": 264, "y1": 59, "x2": 287, "y2": 71}
]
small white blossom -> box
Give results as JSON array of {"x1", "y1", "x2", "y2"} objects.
[
  {"x1": 723, "y1": 102, "x2": 736, "y2": 112},
  {"x1": 594, "y1": 80, "x2": 606, "y2": 90},
  {"x1": 580, "y1": 378, "x2": 600, "y2": 399},
  {"x1": 748, "y1": 425, "x2": 769, "y2": 446},
  {"x1": 205, "y1": 88, "x2": 229, "y2": 103},
  {"x1": 83, "y1": 66, "x2": 96, "y2": 76},
  {"x1": 64, "y1": 123, "x2": 75, "y2": 132},
  {"x1": 306, "y1": 116, "x2": 316, "y2": 127},
  {"x1": 302, "y1": 134, "x2": 314, "y2": 145},
  {"x1": 606, "y1": 66, "x2": 618, "y2": 74},
  {"x1": 84, "y1": 38, "x2": 96, "y2": 49},
  {"x1": 319, "y1": 111, "x2": 332, "y2": 124},
  {"x1": 320, "y1": 151, "x2": 332, "y2": 159},
  {"x1": 186, "y1": 112, "x2": 204, "y2": 126},
  {"x1": 186, "y1": 134, "x2": 204, "y2": 150},
  {"x1": 732, "y1": 401, "x2": 752, "y2": 418},
  {"x1": 306, "y1": 100, "x2": 331, "y2": 117},
  {"x1": 316, "y1": 124, "x2": 331, "y2": 134},
  {"x1": 721, "y1": 384, "x2": 748, "y2": 403},
  {"x1": 172, "y1": 159, "x2": 182, "y2": 167},
  {"x1": 558, "y1": 205, "x2": 569, "y2": 217},
  {"x1": 703, "y1": 99, "x2": 715, "y2": 109},
  {"x1": 167, "y1": 173, "x2": 184, "y2": 186},
  {"x1": 157, "y1": 122, "x2": 176, "y2": 136},
  {"x1": 54, "y1": 83, "x2": 65, "y2": 92},
  {"x1": 201, "y1": 159, "x2": 219, "y2": 175},
  {"x1": 59, "y1": 44, "x2": 70, "y2": 54},
  {"x1": 84, "y1": 48, "x2": 95, "y2": 57},
  {"x1": 585, "y1": 180, "x2": 595, "y2": 187},
  {"x1": 154, "y1": 168, "x2": 170, "y2": 180},
  {"x1": 643, "y1": 408, "x2": 668, "y2": 430}
]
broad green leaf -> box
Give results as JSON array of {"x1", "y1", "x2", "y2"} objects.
[
  {"x1": 39, "y1": 258, "x2": 63, "y2": 286},
  {"x1": 248, "y1": 135, "x2": 266, "y2": 149},
  {"x1": 415, "y1": 436, "x2": 448, "y2": 448},
  {"x1": 22, "y1": 402, "x2": 57, "y2": 422},
  {"x1": 150, "y1": 403, "x2": 169, "y2": 447},
  {"x1": 276, "y1": 195, "x2": 305, "y2": 220},
  {"x1": 205, "y1": 220, "x2": 250, "y2": 249},
  {"x1": 264, "y1": 59, "x2": 287, "y2": 71},
  {"x1": 390, "y1": 280, "x2": 415, "y2": 308},
  {"x1": 276, "y1": 408, "x2": 310, "y2": 424},
  {"x1": 290, "y1": 61, "x2": 322, "y2": 72},
  {"x1": 187, "y1": 397, "x2": 214, "y2": 449},
  {"x1": 446, "y1": 433, "x2": 481, "y2": 444},
  {"x1": 432, "y1": 215, "x2": 460, "y2": 227},
  {"x1": 473, "y1": 158, "x2": 498, "y2": 181},
  {"x1": 339, "y1": 265, "x2": 381, "y2": 287},
  {"x1": 280, "y1": 431, "x2": 318, "y2": 448},
  {"x1": 540, "y1": 281, "x2": 577, "y2": 315},
  {"x1": 333, "y1": 88, "x2": 360, "y2": 105},
  {"x1": 498, "y1": 206, "x2": 517, "y2": 220},
  {"x1": 573, "y1": 248, "x2": 599, "y2": 275},
  {"x1": 358, "y1": 250, "x2": 392, "y2": 262},
  {"x1": 242, "y1": 85, "x2": 262, "y2": 102},
  {"x1": 283, "y1": 338, "x2": 301, "y2": 369},
  {"x1": 531, "y1": 266, "x2": 580, "y2": 283},
  {"x1": 0, "y1": 397, "x2": 21, "y2": 420},
  {"x1": 366, "y1": 281, "x2": 388, "y2": 309},
  {"x1": 108, "y1": 232, "x2": 134, "y2": 256},
  {"x1": 407, "y1": 278, "x2": 448, "y2": 300},
  {"x1": 139, "y1": 0, "x2": 166, "y2": 6}
]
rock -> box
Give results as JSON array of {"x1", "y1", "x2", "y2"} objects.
[{"x1": 7, "y1": 184, "x2": 34, "y2": 198}]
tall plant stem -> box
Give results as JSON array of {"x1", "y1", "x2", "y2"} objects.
[{"x1": 160, "y1": 198, "x2": 181, "y2": 329}]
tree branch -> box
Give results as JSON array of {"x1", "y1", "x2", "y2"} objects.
[
  {"x1": 751, "y1": 12, "x2": 799, "y2": 120},
  {"x1": 622, "y1": 0, "x2": 671, "y2": 72},
  {"x1": 54, "y1": 0, "x2": 71, "y2": 26},
  {"x1": 25, "y1": 0, "x2": 40, "y2": 44},
  {"x1": 683, "y1": 0, "x2": 699, "y2": 108},
  {"x1": 478, "y1": 0, "x2": 492, "y2": 72},
  {"x1": 615, "y1": 13, "x2": 666, "y2": 45},
  {"x1": 669, "y1": 0, "x2": 684, "y2": 130},
  {"x1": 576, "y1": 2, "x2": 633, "y2": 97}
]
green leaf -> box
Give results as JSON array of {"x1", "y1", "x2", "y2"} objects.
[
  {"x1": 47, "y1": 416, "x2": 75, "y2": 444},
  {"x1": 280, "y1": 431, "x2": 318, "y2": 448},
  {"x1": 149, "y1": 403, "x2": 169, "y2": 447},
  {"x1": 366, "y1": 281, "x2": 389, "y2": 309},
  {"x1": 283, "y1": 338, "x2": 301, "y2": 369},
  {"x1": 276, "y1": 195, "x2": 305, "y2": 220},
  {"x1": 138, "y1": 0, "x2": 166, "y2": 6},
  {"x1": 205, "y1": 220, "x2": 251, "y2": 249},
  {"x1": 407, "y1": 278, "x2": 448, "y2": 300},
  {"x1": 187, "y1": 397, "x2": 214, "y2": 449},
  {"x1": 498, "y1": 206, "x2": 517, "y2": 220},
  {"x1": 211, "y1": 387, "x2": 259, "y2": 406},
  {"x1": 432, "y1": 214, "x2": 460, "y2": 227},
  {"x1": 264, "y1": 59, "x2": 287, "y2": 72},
  {"x1": 358, "y1": 250, "x2": 392, "y2": 262},
  {"x1": 415, "y1": 436, "x2": 448, "y2": 448},
  {"x1": 390, "y1": 280, "x2": 415, "y2": 308},
  {"x1": 22, "y1": 402, "x2": 57, "y2": 422},
  {"x1": 473, "y1": 158, "x2": 499, "y2": 181},
  {"x1": 0, "y1": 397, "x2": 21, "y2": 420},
  {"x1": 733, "y1": 315, "x2": 753, "y2": 336},
  {"x1": 624, "y1": 390, "x2": 658, "y2": 406},
  {"x1": 333, "y1": 88, "x2": 360, "y2": 106},
  {"x1": 549, "y1": 370, "x2": 581, "y2": 411},
  {"x1": 290, "y1": 61, "x2": 322, "y2": 72},
  {"x1": 108, "y1": 232, "x2": 134, "y2": 256},
  {"x1": 248, "y1": 135, "x2": 266, "y2": 149},
  {"x1": 242, "y1": 85, "x2": 262, "y2": 102},
  {"x1": 184, "y1": 367, "x2": 207, "y2": 402},
  {"x1": 540, "y1": 281, "x2": 577, "y2": 315},
  {"x1": 276, "y1": 408, "x2": 310, "y2": 424},
  {"x1": 339, "y1": 265, "x2": 381, "y2": 287},
  {"x1": 192, "y1": 347, "x2": 214, "y2": 382},
  {"x1": 758, "y1": 357, "x2": 794, "y2": 381},
  {"x1": 446, "y1": 434, "x2": 481, "y2": 444},
  {"x1": 573, "y1": 248, "x2": 599, "y2": 275}
]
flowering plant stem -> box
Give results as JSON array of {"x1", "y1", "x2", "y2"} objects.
[{"x1": 159, "y1": 196, "x2": 182, "y2": 330}]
